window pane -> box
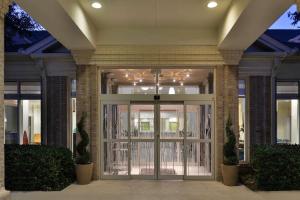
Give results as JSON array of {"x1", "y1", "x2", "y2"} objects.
[
  {"x1": 101, "y1": 69, "x2": 156, "y2": 94},
  {"x1": 186, "y1": 104, "x2": 212, "y2": 140},
  {"x1": 130, "y1": 105, "x2": 154, "y2": 139},
  {"x1": 131, "y1": 142, "x2": 154, "y2": 175},
  {"x1": 21, "y1": 82, "x2": 41, "y2": 94},
  {"x1": 104, "y1": 142, "x2": 128, "y2": 175},
  {"x1": 159, "y1": 69, "x2": 214, "y2": 94},
  {"x1": 239, "y1": 98, "x2": 246, "y2": 160},
  {"x1": 186, "y1": 142, "x2": 211, "y2": 176},
  {"x1": 103, "y1": 104, "x2": 129, "y2": 139},
  {"x1": 160, "y1": 142, "x2": 184, "y2": 175},
  {"x1": 160, "y1": 104, "x2": 184, "y2": 139},
  {"x1": 277, "y1": 99, "x2": 299, "y2": 144},
  {"x1": 20, "y1": 100, "x2": 41, "y2": 144},
  {"x1": 239, "y1": 80, "x2": 246, "y2": 96},
  {"x1": 101, "y1": 68, "x2": 214, "y2": 94},
  {"x1": 277, "y1": 82, "x2": 298, "y2": 95},
  {"x1": 5, "y1": 82, "x2": 18, "y2": 94},
  {"x1": 5, "y1": 100, "x2": 18, "y2": 144}
]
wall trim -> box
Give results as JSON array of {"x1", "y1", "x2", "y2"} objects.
[{"x1": 71, "y1": 45, "x2": 243, "y2": 66}]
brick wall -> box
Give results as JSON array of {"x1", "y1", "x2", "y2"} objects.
[
  {"x1": 76, "y1": 65, "x2": 100, "y2": 179},
  {"x1": 0, "y1": 10, "x2": 4, "y2": 188},
  {"x1": 46, "y1": 76, "x2": 71, "y2": 147}
]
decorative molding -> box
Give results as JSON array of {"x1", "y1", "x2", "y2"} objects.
[
  {"x1": 0, "y1": 0, "x2": 11, "y2": 19},
  {"x1": 219, "y1": 50, "x2": 244, "y2": 66},
  {"x1": 72, "y1": 45, "x2": 243, "y2": 66}
]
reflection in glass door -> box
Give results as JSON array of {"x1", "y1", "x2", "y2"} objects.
[
  {"x1": 101, "y1": 101, "x2": 214, "y2": 179},
  {"x1": 130, "y1": 104, "x2": 155, "y2": 178},
  {"x1": 159, "y1": 104, "x2": 184, "y2": 178},
  {"x1": 185, "y1": 103, "x2": 213, "y2": 178}
]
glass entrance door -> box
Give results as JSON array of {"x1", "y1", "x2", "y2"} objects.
[
  {"x1": 101, "y1": 100, "x2": 214, "y2": 180},
  {"x1": 158, "y1": 103, "x2": 184, "y2": 179}
]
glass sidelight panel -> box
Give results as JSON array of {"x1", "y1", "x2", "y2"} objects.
[
  {"x1": 104, "y1": 142, "x2": 129, "y2": 175},
  {"x1": 160, "y1": 142, "x2": 184, "y2": 175},
  {"x1": 102, "y1": 103, "x2": 129, "y2": 176},
  {"x1": 186, "y1": 104, "x2": 212, "y2": 139},
  {"x1": 186, "y1": 142, "x2": 212, "y2": 176},
  {"x1": 103, "y1": 104, "x2": 129, "y2": 139},
  {"x1": 185, "y1": 103, "x2": 213, "y2": 178},
  {"x1": 131, "y1": 142, "x2": 155, "y2": 175}
]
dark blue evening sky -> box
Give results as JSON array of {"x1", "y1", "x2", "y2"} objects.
[{"x1": 270, "y1": 4, "x2": 299, "y2": 29}]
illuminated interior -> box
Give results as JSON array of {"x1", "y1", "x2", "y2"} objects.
[{"x1": 101, "y1": 68, "x2": 214, "y2": 95}]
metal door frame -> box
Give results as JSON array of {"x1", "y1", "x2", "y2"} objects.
[{"x1": 100, "y1": 95, "x2": 215, "y2": 180}]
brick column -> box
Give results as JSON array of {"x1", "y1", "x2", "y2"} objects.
[
  {"x1": 46, "y1": 76, "x2": 71, "y2": 148},
  {"x1": 0, "y1": 1, "x2": 11, "y2": 194},
  {"x1": 76, "y1": 65, "x2": 100, "y2": 179},
  {"x1": 215, "y1": 65, "x2": 238, "y2": 181},
  {"x1": 249, "y1": 76, "x2": 271, "y2": 154}
]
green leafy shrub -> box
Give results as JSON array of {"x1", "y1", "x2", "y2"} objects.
[
  {"x1": 252, "y1": 145, "x2": 300, "y2": 191},
  {"x1": 223, "y1": 116, "x2": 238, "y2": 165},
  {"x1": 5, "y1": 144, "x2": 75, "y2": 191},
  {"x1": 76, "y1": 112, "x2": 91, "y2": 164}
]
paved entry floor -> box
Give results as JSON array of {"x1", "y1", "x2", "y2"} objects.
[{"x1": 11, "y1": 180, "x2": 300, "y2": 200}]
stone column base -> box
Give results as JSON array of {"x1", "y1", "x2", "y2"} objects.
[{"x1": 0, "y1": 188, "x2": 10, "y2": 200}]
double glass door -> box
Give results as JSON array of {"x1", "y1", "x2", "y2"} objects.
[{"x1": 101, "y1": 100, "x2": 213, "y2": 179}]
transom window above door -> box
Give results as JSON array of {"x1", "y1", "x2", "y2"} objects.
[{"x1": 100, "y1": 68, "x2": 214, "y2": 95}]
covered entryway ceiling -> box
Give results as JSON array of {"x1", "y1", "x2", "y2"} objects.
[{"x1": 16, "y1": 0, "x2": 294, "y2": 50}]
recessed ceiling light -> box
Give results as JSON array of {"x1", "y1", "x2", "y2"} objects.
[
  {"x1": 91, "y1": 1, "x2": 102, "y2": 9},
  {"x1": 173, "y1": 79, "x2": 176, "y2": 83},
  {"x1": 180, "y1": 82, "x2": 184, "y2": 86},
  {"x1": 207, "y1": 1, "x2": 218, "y2": 8},
  {"x1": 125, "y1": 73, "x2": 129, "y2": 78},
  {"x1": 139, "y1": 79, "x2": 143, "y2": 83},
  {"x1": 186, "y1": 74, "x2": 190, "y2": 78}
]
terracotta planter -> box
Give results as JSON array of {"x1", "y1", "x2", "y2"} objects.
[
  {"x1": 221, "y1": 164, "x2": 239, "y2": 186},
  {"x1": 76, "y1": 163, "x2": 93, "y2": 185}
]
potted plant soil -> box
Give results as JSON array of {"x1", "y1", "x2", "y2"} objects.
[
  {"x1": 76, "y1": 112, "x2": 93, "y2": 185},
  {"x1": 222, "y1": 116, "x2": 239, "y2": 186}
]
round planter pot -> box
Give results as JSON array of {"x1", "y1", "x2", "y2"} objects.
[
  {"x1": 76, "y1": 163, "x2": 93, "y2": 185},
  {"x1": 221, "y1": 164, "x2": 239, "y2": 186}
]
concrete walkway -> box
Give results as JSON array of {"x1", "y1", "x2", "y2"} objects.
[{"x1": 11, "y1": 180, "x2": 300, "y2": 200}]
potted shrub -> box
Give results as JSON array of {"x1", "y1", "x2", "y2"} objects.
[
  {"x1": 75, "y1": 112, "x2": 93, "y2": 185},
  {"x1": 222, "y1": 116, "x2": 239, "y2": 186}
]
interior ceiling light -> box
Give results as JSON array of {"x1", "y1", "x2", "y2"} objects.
[
  {"x1": 91, "y1": 1, "x2": 102, "y2": 9},
  {"x1": 180, "y1": 82, "x2": 184, "y2": 86},
  {"x1": 141, "y1": 87, "x2": 149, "y2": 91},
  {"x1": 173, "y1": 79, "x2": 176, "y2": 83},
  {"x1": 207, "y1": 1, "x2": 218, "y2": 8},
  {"x1": 139, "y1": 79, "x2": 143, "y2": 83},
  {"x1": 169, "y1": 87, "x2": 175, "y2": 95},
  {"x1": 186, "y1": 74, "x2": 190, "y2": 78},
  {"x1": 125, "y1": 73, "x2": 129, "y2": 78},
  {"x1": 133, "y1": 82, "x2": 137, "y2": 86}
]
